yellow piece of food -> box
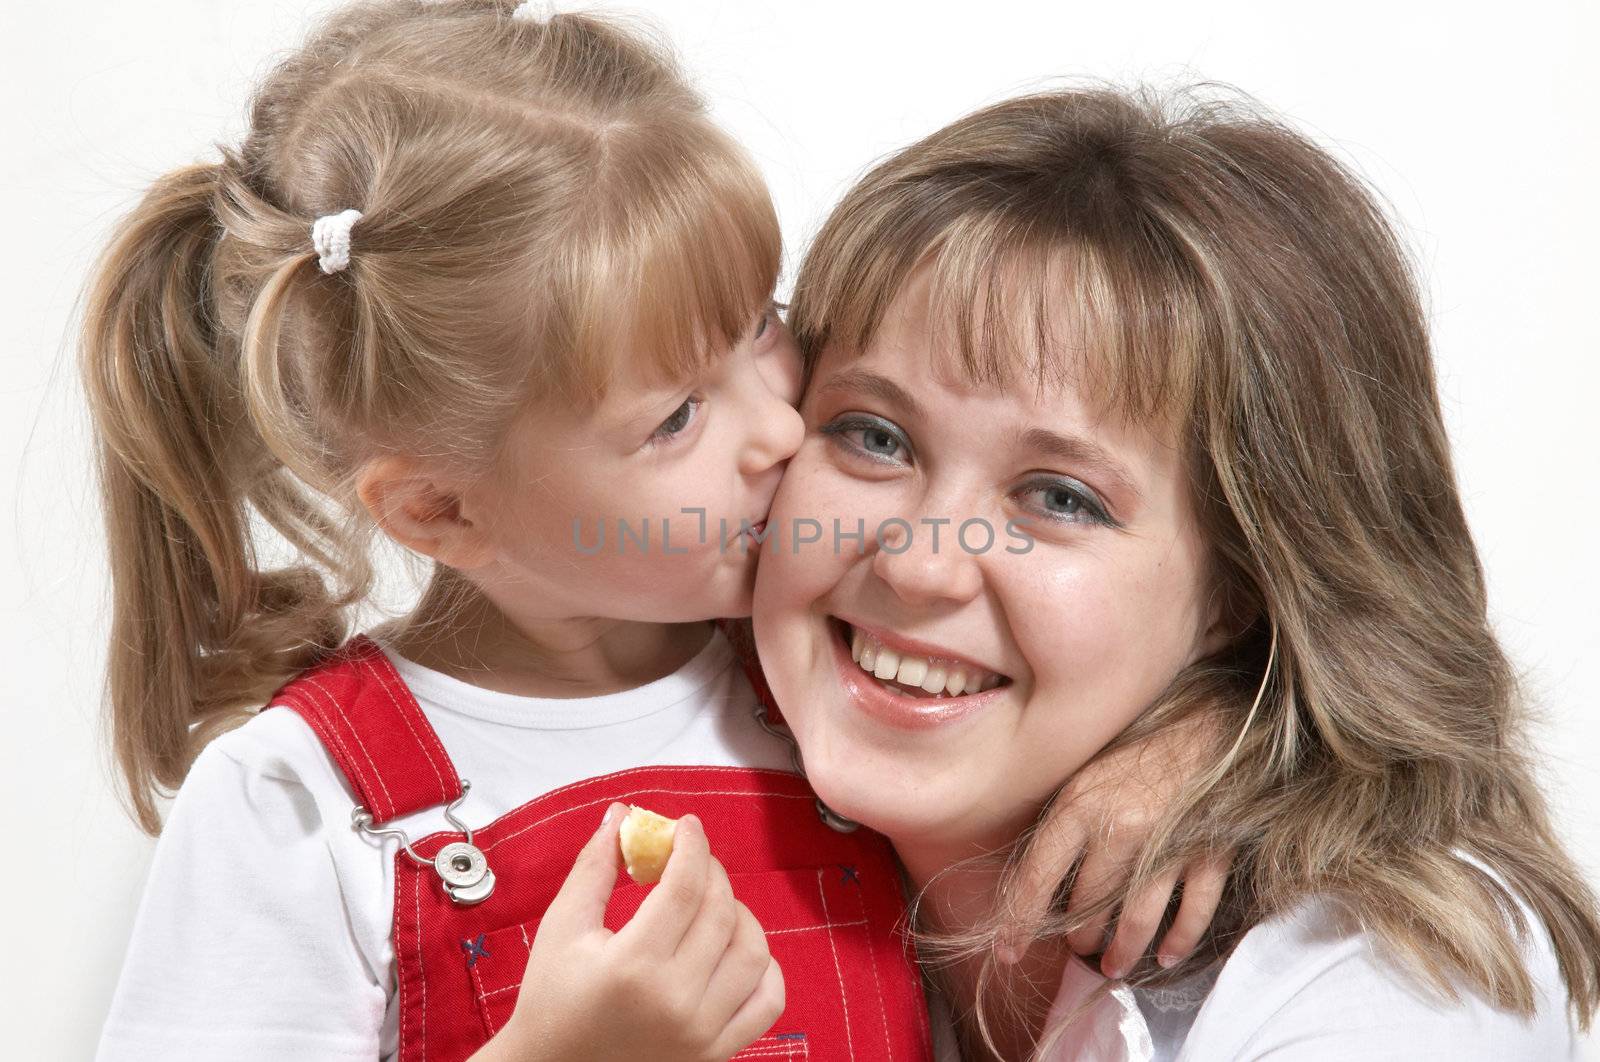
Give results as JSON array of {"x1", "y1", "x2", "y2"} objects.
[{"x1": 619, "y1": 805, "x2": 677, "y2": 884}]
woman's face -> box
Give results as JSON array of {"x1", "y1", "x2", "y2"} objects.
[{"x1": 752, "y1": 274, "x2": 1229, "y2": 863}]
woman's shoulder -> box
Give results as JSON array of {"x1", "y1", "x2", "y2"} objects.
[{"x1": 1176, "y1": 871, "x2": 1580, "y2": 1060}]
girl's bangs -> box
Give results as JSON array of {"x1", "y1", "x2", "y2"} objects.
[{"x1": 564, "y1": 126, "x2": 781, "y2": 401}]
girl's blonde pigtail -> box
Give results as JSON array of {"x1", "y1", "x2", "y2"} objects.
[{"x1": 80, "y1": 163, "x2": 351, "y2": 835}]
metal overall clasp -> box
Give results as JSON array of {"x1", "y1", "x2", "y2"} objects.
[{"x1": 351, "y1": 780, "x2": 497, "y2": 905}]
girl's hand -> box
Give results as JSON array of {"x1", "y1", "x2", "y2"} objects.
[
  {"x1": 485, "y1": 803, "x2": 785, "y2": 1062},
  {"x1": 999, "y1": 717, "x2": 1234, "y2": 979}
]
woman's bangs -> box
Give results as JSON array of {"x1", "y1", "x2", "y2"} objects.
[{"x1": 826, "y1": 211, "x2": 1205, "y2": 428}]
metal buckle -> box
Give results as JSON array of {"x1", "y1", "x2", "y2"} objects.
[{"x1": 351, "y1": 780, "x2": 497, "y2": 904}]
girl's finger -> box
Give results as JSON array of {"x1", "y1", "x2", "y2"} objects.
[
  {"x1": 997, "y1": 811, "x2": 1089, "y2": 962},
  {"x1": 698, "y1": 902, "x2": 772, "y2": 1028},
  {"x1": 672, "y1": 856, "x2": 740, "y2": 988},
  {"x1": 619, "y1": 813, "x2": 710, "y2": 957},
  {"x1": 709, "y1": 954, "x2": 786, "y2": 1060},
  {"x1": 1062, "y1": 837, "x2": 1128, "y2": 956},
  {"x1": 538, "y1": 802, "x2": 628, "y2": 944},
  {"x1": 1099, "y1": 866, "x2": 1182, "y2": 980},
  {"x1": 1156, "y1": 853, "x2": 1231, "y2": 967}
]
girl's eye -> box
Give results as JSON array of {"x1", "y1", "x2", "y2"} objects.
[
  {"x1": 753, "y1": 300, "x2": 790, "y2": 344},
  {"x1": 649, "y1": 396, "x2": 702, "y2": 444},
  {"x1": 1015, "y1": 477, "x2": 1113, "y2": 527},
  {"x1": 819, "y1": 414, "x2": 912, "y2": 465}
]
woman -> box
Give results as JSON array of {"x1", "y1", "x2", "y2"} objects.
[{"x1": 751, "y1": 85, "x2": 1600, "y2": 1059}]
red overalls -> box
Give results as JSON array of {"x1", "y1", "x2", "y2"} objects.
[{"x1": 268, "y1": 635, "x2": 935, "y2": 1062}]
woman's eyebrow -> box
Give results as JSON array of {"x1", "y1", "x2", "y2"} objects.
[
  {"x1": 1020, "y1": 427, "x2": 1142, "y2": 504},
  {"x1": 814, "y1": 368, "x2": 923, "y2": 417}
]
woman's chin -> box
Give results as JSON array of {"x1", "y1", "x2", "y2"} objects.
[{"x1": 804, "y1": 753, "x2": 953, "y2": 845}]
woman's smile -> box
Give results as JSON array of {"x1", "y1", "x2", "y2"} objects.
[{"x1": 828, "y1": 615, "x2": 1015, "y2": 730}]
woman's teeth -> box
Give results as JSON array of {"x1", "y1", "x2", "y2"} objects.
[{"x1": 849, "y1": 626, "x2": 1003, "y2": 697}]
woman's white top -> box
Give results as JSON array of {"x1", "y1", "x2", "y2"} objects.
[
  {"x1": 93, "y1": 628, "x2": 794, "y2": 1061},
  {"x1": 1039, "y1": 869, "x2": 1582, "y2": 1060}
]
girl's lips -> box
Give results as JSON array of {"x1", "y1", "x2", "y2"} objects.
[
  {"x1": 826, "y1": 617, "x2": 1006, "y2": 731},
  {"x1": 726, "y1": 516, "x2": 769, "y2": 549}
]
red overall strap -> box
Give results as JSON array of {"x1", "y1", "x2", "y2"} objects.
[
  {"x1": 266, "y1": 634, "x2": 463, "y2": 824},
  {"x1": 716, "y1": 618, "x2": 786, "y2": 726}
]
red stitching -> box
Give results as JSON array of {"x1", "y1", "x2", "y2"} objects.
[
  {"x1": 853, "y1": 873, "x2": 895, "y2": 1061},
  {"x1": 270, "y1": 695, "x2": 380, "y2": 819},
  {"x1": 485, "y1": 785, "x2": 814, "y2": 853},
  {"x1": 395, "y1": 859, "x2": 409, "y2": 1061},
  {"x1": 358, "y1": 647, "x2": 454, "y2": 804},
  {"x1": 490, "y1": 764, "x2": 802, "y2": 824},
  {"x1": 765, "y1": 920, "x2": 868, "y2": 935},
  {"x1": 469, "y1": 957, "x2": 506, "y2": 1036},
  {"x1": 415, "y1": 867, "x2": 428, "y2": 1060},
  {"x1": 816, "y1": 869, "x2": 857, "y2": 1061}
]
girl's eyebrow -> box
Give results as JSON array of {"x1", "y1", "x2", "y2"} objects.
[{"x1": 815, "y1": 368, "x2": 923, "y2": 417}]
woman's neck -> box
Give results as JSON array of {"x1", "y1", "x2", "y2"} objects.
[
  {"x1": 376, "y1": 566, "x2": 713, "y2": 698},
  {"x1": 899, "y1": 837, "x2": 1072, "y2": 1061}
]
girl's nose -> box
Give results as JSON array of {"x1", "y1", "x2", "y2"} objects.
[
  {"x1": 870, "y1": 517, "x2": 984, "y2": 607},
  {"x1": 739, "y1": 386, "x2": 805, "y2": 476}
]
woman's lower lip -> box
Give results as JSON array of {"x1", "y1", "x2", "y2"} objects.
[{"x1": 827, "y1": 619, "x2": 1004, "y2": 731}]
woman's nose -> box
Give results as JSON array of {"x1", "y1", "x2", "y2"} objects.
[{"x1": 870, "y1": 517, "x2": 985, "y2": 606}]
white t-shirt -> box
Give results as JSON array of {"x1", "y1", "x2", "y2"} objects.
[
  {"x1": 94, "y1": 627, "x2": 797, "y2": 1061},
  {"x1": 1039, "y1": 867, "x2": 1582, "y2": 1060}
]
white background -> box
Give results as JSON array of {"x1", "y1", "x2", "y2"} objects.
[{"x1": 2, "y1": 0, "x2": 1596, "y2": 1057}]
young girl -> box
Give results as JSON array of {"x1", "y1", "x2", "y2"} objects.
[
  {"x1": 82, "y1": 4, "x2": 1226, "y2": 1060},
  {"x1": 753, "y1": 84, "x2": 1600, "y2": 1059},
  {"x1": 83, "y1": 3, "x2": 907, "y2": 1058}
]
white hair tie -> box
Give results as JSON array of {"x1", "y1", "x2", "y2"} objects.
[
  {"x1": 512, "y1": 1, "x2": 556, "y2": 23},
  {"x1": 311, "y1": 209, "x2": 363, "y2": 274}
]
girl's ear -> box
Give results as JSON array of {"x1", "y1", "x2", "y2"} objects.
[{"x1": 356, "y1": 456, "x2": 497, "y2": 570}]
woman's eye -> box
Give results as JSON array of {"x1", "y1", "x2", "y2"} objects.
[
  {"x1": 819, "y1": 414, "x2": 912, "y2": 465},
  {"x1": 1016, "y1": 478, "x2": 1112, "y2": 526},
  {"x1": 649, "y1": 396, "x2": 701, "y2": 443},
  {"x1": 859, "y1": 426, "x2": 900, "y2": 457}
]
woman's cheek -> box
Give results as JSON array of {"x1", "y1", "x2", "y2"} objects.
[{"x1": 798, "y1": 451, "x2": 907, "y2": 551}]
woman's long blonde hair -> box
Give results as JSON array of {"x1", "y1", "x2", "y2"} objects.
[
  {"x1": 790, "y1": 84, "x2": 1600, "y2": 1054},
  {"x1": 80, "y1": 0, "x2": 779, "y2": 835}
]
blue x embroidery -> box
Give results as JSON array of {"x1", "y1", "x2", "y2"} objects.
[
  {"x1": 461, "y1": 934, "x2": 490, "y2": 967},
  {"x1": 839, "y1": 864, "x2": 861, "y2": 886}
]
